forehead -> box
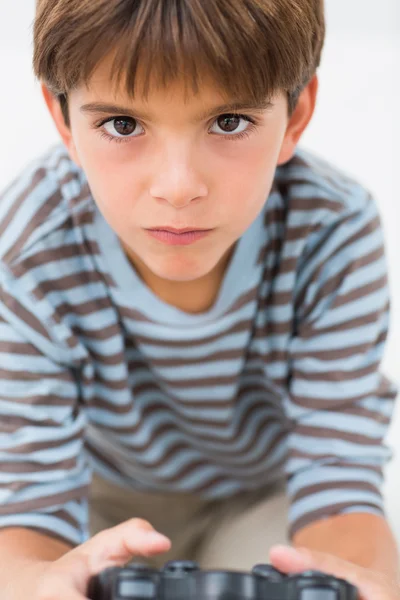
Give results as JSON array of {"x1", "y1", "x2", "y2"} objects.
[
  {"x1": 70, "y1": 48, "x2": 286, "y2": 123},
  {"x1": 76, "y1": 49, "x2": 232, "y2": 107}
]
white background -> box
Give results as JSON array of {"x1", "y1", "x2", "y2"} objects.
[{"x1": 0, "y1": 1, "x2": 399, "y2": 541}]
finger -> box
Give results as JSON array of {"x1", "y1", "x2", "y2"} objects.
[
  {"x1": 269, "y1": 545, "x2": 313, "y2": 573},
  {"x1": 78, "y1": 518, "x2": 170, "y2": 570},
  {"x1": 269, "y1": 545, "x2": 363, "y2": 587},
  {"x1": 268, "y1": 546, "x2": 392, "y2": 600},
  {"x1": 61, "y1": 518, "x2": 171, "y2": 594}
]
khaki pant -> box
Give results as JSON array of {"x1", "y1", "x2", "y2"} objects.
[{"x1": 89, "y1": 473, "x2": 289, "y2": 570}]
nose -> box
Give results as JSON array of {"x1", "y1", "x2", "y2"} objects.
[{"x1": 149, "y1": 142, "x2": 208, "y2": 209}]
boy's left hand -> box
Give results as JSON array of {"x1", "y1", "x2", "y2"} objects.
[{"x1": 269, "y1": 545, "x2": 400, "y2": 600}]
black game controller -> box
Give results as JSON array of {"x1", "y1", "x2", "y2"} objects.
[{"x1": 87, "y1": 560, "x2": 358, "y2": 600}]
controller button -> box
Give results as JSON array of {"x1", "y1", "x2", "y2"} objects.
[
  {"x1": 126, "y1": 564, "x2": 154, "y2": 573},
  {"x1": 300, "y1": 588, "x2": 338, "y2": 600},
  {"x1": 118, "y1": 579, "x2": 156, "y2": 598},
  {"x1": 300, "y1": 571, "x2": 329, "y2": 578},
  {"x1": 162, "y1": 560, "x2": 200, "y2": 573},
  {"x1": 252, "y1": 564, "x2": 285, "y2": 581}
]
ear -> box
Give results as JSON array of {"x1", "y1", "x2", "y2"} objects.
[
  {"x1": 277, "y1": 74, "x2": 319, "y2": 165},
  {"x1": 40, "y1": 83, "x2": 82, "y2": 167}
]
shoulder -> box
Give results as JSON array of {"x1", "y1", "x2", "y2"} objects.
[
  {"x1": 268, "y1": 147, "x2": 381, "y2": 254},
  {"x1": 275, "y1": 147, "x2": 377, "y2": 221},
  {"x1": 0, "y1": 145, "x2": 99, "y2": 362},
  {"x1": 0, "y1": 143, "x2": 94, "y2": 272},
  {"x1": 272, "y1": 150, "x2": 388, "y2": 321}
]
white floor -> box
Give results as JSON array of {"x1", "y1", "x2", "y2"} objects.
[{"x1": 0, "y1": 1, "x2": 399, "y2": 542}]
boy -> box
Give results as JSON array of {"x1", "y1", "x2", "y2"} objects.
[{"x1": 0, "y1": 0, "x2": 399, "y2": 598}]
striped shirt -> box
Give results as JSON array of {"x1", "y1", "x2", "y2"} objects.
[{"x1": 0, "y1": 143, "x2": 396, "y2": 546}]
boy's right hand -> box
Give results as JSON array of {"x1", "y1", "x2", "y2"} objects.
[{"x1": 11, "y1": 518, "x2": 171, "y2": 600}]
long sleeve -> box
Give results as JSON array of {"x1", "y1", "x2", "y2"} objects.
[
  {"x1": 285, "y1": 190, "x2": 397, "y2": 538},
  {"x1": 0, "y1": 279, "x2": 90, "y2": 546}
]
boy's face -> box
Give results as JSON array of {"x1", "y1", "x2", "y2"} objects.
[{"x1": 44, "y1": 56, "x2": 317, "y2": 288}]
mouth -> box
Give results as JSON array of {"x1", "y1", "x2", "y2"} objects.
[
  {"x1": 147, "y1": 227, "x2": 212, "y2": 234},
  {"x1": 144, "y1": 227, "x2": 213, "y2": 246}
]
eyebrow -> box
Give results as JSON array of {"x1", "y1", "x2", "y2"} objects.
[{"x1": 80, "y1": 99, "x2": 274, "y2": 121}]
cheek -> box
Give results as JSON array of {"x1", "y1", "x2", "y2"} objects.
[
  {"x1": 73, "y1": 126, "x2": 141, "y2": 203},
  {"x1": 246, "y1": 136, "x2": 283, "y2": 198},
  {"x1": 76, "y1": 145, "x2": 141, "y2": 218},
  {"x1": 88, "y1": 167, "x2": 132, "y2": 207},
  {"x1": 81, "y1": 165, "x2": 142, "y2": 238},
  {"x1": 217, "y1": 141, "x2": 278, "y2": 213}
]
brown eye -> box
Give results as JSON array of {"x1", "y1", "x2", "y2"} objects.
[
  {"x1": 102, "y1": 116, "x2": 144, "y2": 139},
  {"x1": 113, "y1": 118, "x2": 137, "y2": 136},
  {"x1": 217, "y1": 114, "x2": 241, "y2": 133},
  {"x1": 210, "y1": 113, "x2": 255, "y2": 138}
]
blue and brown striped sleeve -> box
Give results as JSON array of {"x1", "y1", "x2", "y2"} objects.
[
  {"x1": 0, "y1": 274, "x2": 90, "y2": 546},
  {"x1": 285, "y1": 190, "x2": 396, "y2": 538}
]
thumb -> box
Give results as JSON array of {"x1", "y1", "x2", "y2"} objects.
[
  {"x1": 60, "y1": 518, "x2": 171, "y2": 593},
  {"x1": 269, "y1": 545, "x2": 379, "y2": 600},
  {"x1": 269, "y1": 545, "x2": 363, "y2": 586}
]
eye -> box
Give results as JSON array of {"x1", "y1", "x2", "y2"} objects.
[
  {"x1": 102, "y1": 116, "x2": 144, "y2": 140},
  {"x1": 210, "y1": 114, "x2": 256, "y2": 138},
  {"x1": 95, "y1": 112, "x2": 258, "y2": 145}
]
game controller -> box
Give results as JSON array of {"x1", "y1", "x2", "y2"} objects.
[{"x1": 87, "y1": 560, "x2": 358, "y2": 600}]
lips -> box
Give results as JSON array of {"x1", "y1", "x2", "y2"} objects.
[
  {"x1": 145, "y1": 228, "x2": 212, "y2": 245},
  {"x1": 148, "y1": 227, "x2": 211, "y2": 234}
]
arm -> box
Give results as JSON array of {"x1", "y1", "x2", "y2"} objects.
[
  {"x1": 284, "y1": 190, "x2": 398, "y2": 575},
  {"x1": 0, "y1": 528, "x2": 72, "y2": 595},
  {"x1": 293, "y1": 512, "x2": 400, "y2": 579},
  {"x1": 0, "y1": 280, "x2": 90, "y2": 559},
  {"x1": 0, "y1": 528, "x2": 72, "y2": 562}
]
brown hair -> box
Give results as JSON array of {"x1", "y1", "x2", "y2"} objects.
[{"x1": 33, "y1": 0, "x2": 325, "y2": 128}]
